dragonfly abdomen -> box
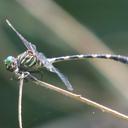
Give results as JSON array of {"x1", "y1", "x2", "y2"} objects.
[
  {"x1": 17, "y1": 51, "x2": 42, "y2": 71},
  {"x1": 49, "y1": 54, "x2": 128, "y2": 64}
]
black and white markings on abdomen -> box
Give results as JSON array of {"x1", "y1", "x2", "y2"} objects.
[{"x1": 49, "y1": 54, "x2": 128, "y2": 64}]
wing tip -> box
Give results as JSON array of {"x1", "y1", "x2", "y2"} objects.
[
  {"x1": 66, "y1": 82, "x2": 73, "y2": 91},
  {"x1": 6, "y1": 19, "x2": 16, "y2": 33},
  {"x1": 6, "y1": 19, "x2": 11, "y2": 27},
  {"x1": 68, "y1": 86, "x2": 74, "y2": 91}
]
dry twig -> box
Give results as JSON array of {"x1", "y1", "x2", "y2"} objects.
[
  {"x1": 17, "y1": 74, "x2": 128, "y2": 128},
  {"x1": 29, "y1": 74, "x2": 128, "y2": 121},
  {"x1": 18, "y1": 78, "x2": 24, "y2": 128}
]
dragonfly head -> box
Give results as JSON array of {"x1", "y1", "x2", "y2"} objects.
[{"x1": 4, "y1": 56, "x2": 18, "y2": 72}]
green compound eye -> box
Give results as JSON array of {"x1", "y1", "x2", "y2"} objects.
[{"x1": 4, "y1": 56, "x2": 15, "y2": 65}]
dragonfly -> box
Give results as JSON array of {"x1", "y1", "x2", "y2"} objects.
[
  {"x1": 4, "y1": 20, "x2": 128, "y2": 90},
  {"x1": 4, "y1": 20, "x2": 128, "y2": 128},
  {"x1": 4, "y1": 20, "x2": 73, "y2": 91}
]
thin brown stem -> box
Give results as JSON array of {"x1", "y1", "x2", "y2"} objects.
[
  {"x1": 29, "y1": 74, "x2": 128, "y2": 121},
  {"x1": 18, "y1": 78, "x2": 24, "y2": 128}
]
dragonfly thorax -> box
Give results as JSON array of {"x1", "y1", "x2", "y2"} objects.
[
  {"x1": 17, "y1": 50, "x2": 42, "y2": 72},
  {"x1": 4, "y1": 56, "x2": 18, "y2": 72}
]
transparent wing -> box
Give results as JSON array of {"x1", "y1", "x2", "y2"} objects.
[
  {"x1": 38, "y1": 53, "x2": 73, "y2": 91},
  {"x1": 6, "y1": 19, "x2": 37, "y2": 54},
  {"x1": 50, "y1": 66, "x2": 73, "y2": 91}
]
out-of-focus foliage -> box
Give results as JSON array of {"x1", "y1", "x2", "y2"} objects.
[{"x1": 0, "y1": 0, "x2": 128, "y2": 128}]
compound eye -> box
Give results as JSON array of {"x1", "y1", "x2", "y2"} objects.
[{"x1": 4, "y1": 56, "x2": 17, "y2": 72}]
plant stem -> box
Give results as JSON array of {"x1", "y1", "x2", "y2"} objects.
[
  {"x1": 29, "y1": 74, "x2": 128, "y2": 121},
  {"x1": 18, "y1": 78, "x2": 24, "y2": 128}
]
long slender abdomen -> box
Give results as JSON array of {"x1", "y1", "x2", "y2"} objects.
[{"x1": 49, "y1": 54, "x2": 128, "y2": 64}]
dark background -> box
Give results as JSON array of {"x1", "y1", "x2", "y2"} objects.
[{"x1": 0, "y1": 0, "x2": 128, "y2": 128}]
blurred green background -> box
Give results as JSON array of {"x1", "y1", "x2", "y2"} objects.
[{"x1": 0, "y1": 0, "x2": 128, "y2": 128}]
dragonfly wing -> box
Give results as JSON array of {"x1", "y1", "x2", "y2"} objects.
[
  {"x1": 50, "y1": 66, "x2": 73, "y2": 91},
  {"x1": 6, "y1": 20, "x2": 37, "y2": 54},
  {"x1": 37, "y1": 52, "x2": 73, "y2": 91}
]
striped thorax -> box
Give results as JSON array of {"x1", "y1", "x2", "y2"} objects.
[{"x1": 17, "y1": 50, "x2": 42, "y2": 72}]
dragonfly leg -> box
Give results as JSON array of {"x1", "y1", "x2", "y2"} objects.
[{"x1": 18, "y1": 72, "x2": 30, "y2": 79}]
